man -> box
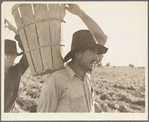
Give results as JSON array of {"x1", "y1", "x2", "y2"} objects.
[
  {"x1": 37, "y1": 4, "x2": 108, "y2": 112},
  {"x1": 4, "y1": 19, "x2": 29, "y2": 112}
]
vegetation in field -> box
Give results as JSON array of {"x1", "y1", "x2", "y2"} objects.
[{"x1": 11, "y1": 66, "x2": 145, "y2": 113}]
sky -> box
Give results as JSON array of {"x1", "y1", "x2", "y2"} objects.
[{"x1": 1, "y1": 1, "x2": 148, "y2": 67}]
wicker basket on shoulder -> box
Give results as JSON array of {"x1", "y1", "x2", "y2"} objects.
[{"x1": 11, "y1": 4, "x2": 65, "y2": 76}]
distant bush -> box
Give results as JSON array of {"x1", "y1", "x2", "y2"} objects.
[
  {"x1": 137, "y1": 66, "x2": 145, "y2": 69},
  {"x1": 106, "y1": 62, "x2": 110, "y2": 67},
  {"x1": 129, "y1": 64, "x2": 134, "y2": 68}
]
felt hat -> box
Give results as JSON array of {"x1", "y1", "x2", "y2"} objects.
[
  {"x1": 5, "y1": 39, "x2": 22, "y2": 56},
  {"x1": 64, "y1": 30, "x2": 108, "y2": 62}
]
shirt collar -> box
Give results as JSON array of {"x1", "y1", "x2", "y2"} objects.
[
  {"x1": 65, "y1": 63, "x2": 90, "y2": 82},
  {"x1": 65, "y1": 63, "x2": 76, "y2": 81}
]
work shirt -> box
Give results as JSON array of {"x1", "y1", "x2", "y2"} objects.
[
  {"x1": 4, "y1": 55, "x2": 28, "y2": 112},
  {"x1": 37, "y1": 64, "x2": 94, "y2": 112}
]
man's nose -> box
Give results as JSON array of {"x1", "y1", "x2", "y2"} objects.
[
  {"x1": 98, "y1": 55, "x2": 104, "y2": 61},
  {"x1": 95, "y1": 54, "x2": 104, "y2": 62}
]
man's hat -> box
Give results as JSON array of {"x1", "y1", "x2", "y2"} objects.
[
  {"x1": 5, "y1": 39, "x2": 22, "y2": 56},
  {"x1": 64, "y1": 30, "x2": 108, "y2": 62}
]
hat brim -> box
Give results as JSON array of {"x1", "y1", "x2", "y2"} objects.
[{"x1": 64, "y1": 44, "x2": 108, "y2": 62}]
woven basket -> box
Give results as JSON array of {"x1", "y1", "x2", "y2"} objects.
[{"x1": 11, "y1": 4, "x2": 65, "y2": 76}]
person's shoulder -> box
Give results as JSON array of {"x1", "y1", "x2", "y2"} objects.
[
  {"x1": 50, "y1": 68, "x2": 67, "y2": 78},
  {"x1": 45, "y1": 68, "x2": 69, "y2": 83}
]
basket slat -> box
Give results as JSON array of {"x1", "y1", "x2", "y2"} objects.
[
  {"x1": 33, "y1": 4, "x2": 53, "y2": 71},
  {"x1": 48, "y1": 4, "x2": 64, "y2": 69},
  {"x1": 11, "y1": 4, "x2": 22, "y2": 15},
  {"x1": 12, "y1": 5, "x2": 36, "y2": 73},
  {"x1": 19, "y1": 4, "x2": 43, "y2": 74},
  {"x1": 60, "y1": 4, "x2": 66, "y2": 20}
]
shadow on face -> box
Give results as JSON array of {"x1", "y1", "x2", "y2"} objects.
[{"x1": 75, "y1": 49, "x2": 99, "y2": 72}]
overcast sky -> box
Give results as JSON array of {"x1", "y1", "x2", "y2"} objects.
[{"x1": 2, "y1": 1, "x2": 148, "y2": 67}]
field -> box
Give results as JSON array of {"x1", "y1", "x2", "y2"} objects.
[{"x1": 11, "y1": 66, "x2": 146, "y2": 113}]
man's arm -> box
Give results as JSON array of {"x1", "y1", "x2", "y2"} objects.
[
  {"x1": 66, "y1": 4, "x2": 107, "y2": 45},
  {"x1": 14, "y1": 35, "x2": 29, "y2": 75},
  {"x1": 4, "y1": 19, "x2": 29, "y2": 74}
]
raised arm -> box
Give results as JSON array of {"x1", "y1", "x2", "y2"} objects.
[
  {"x1": 4, "y1": 18, "x2": 18, "y2": 35},
  {"x1": 66, "y1": 4, "x2": 107, "y2": 45},
  {"x1": 14, "y1": 35, "x2": 29, "y2": 75},
  {"x1": 4, "y1": 19, "x2": 29, "y2": 74}
]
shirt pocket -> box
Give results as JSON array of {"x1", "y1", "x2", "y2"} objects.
[{"x1": 69, "y1": 95, "x2": 86, "y2": 112}]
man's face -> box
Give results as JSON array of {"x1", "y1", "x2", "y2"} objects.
[
  {"x1": 96, "y1": 54, "x2": 104, "y2": 64},
  {"x1": 77, "y1": 49, "x2": 99, "y2": 72}
]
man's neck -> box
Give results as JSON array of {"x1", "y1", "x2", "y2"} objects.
[{"x1": 68, "y1": 61, "x2": 85, "y2": 78}]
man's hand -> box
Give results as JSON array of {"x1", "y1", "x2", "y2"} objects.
[
  {"x1": 4, "y1": 18, "x2": 18, "y2": 35},
  {"x1": 4, "y1": 19, "x2": 13, "y2": 30},
  {"x1": 4, "y1": 19, "x2": 24, "y2": 51},
  {"x1": 66, "y1": 4, "x2": 108, "y2": 46},
  {"x1": 65, "y1": 4, "x2": 83, "y2": 16}
]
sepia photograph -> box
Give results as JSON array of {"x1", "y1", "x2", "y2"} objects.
[{"x1": 1, "y1": 1, "x2": 148, "y2": 121}]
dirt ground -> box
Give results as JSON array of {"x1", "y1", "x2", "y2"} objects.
[{"x1": 11, "y1": 66, "x2": 146, "y2": 113}]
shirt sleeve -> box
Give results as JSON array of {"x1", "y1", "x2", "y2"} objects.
[{"x1": 37, "y1": 75, "x2": 63, "y2": 112}]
